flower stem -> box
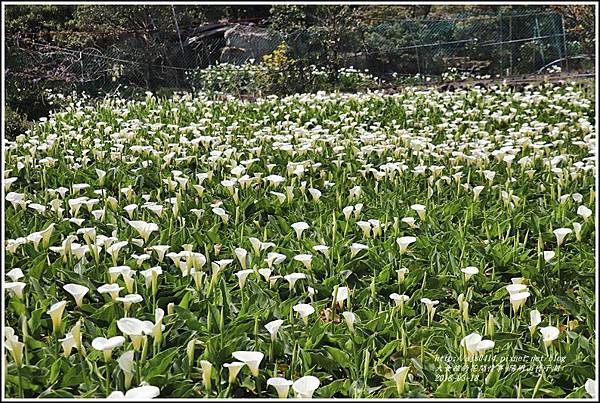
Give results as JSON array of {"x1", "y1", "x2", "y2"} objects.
[
  {"x1": 18, "y1": 366, "x2": 24, "y2": 398},
  {"x1": 135, "y1": 353, "x2": 141, "y2": 386},
  {"x1": 105, "y1": 361, "x2": 111, "y2": 395}
]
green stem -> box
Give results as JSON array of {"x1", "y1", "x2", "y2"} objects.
[
  {"x1": 105, "y1": 361, "x2": 111, "y2": 395},
  {"x1": 556, "y1": 245, "x2": 561, "y2": 285},
  {"x1": 18, "y1": 366, "x2": 24, "y2": 398},
  {"x1": 136, "y1": 353, "x2": 141, "y2": 386}
]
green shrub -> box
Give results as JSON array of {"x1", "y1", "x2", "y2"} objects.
[
  {"x1": 4, "y1": 106, "x2": 32, "y2": 141},
  {"x1": 185, "y1": 42, "x2": 384, "y2": 96},
  {"x1": 6, "y1": 81, "x2": 52, "y2": 122},
  {"x1": 187, "y1": 60, "x2": 381, "y2": 97}
]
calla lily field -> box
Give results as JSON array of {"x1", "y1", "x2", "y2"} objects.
[{"x1": 2, "y1": 82, "x2": 597, "y2": 398}]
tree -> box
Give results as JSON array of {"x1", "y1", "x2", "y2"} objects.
[
  {"x1": 269, "y1": 5, "x2": 364, "y2": 75},
  {"x1": 550, "y1": 5, "x2": 595, "y2": 56}
]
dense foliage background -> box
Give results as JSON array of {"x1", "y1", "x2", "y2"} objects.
[{"x1": 3, "y1": 4, "x2": 596, "y2": 139}]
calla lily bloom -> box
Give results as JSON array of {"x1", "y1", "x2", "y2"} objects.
[
  {"x1": 150, "y1": 308, "x2": 165, "y2": 344},
  {"x1": 313, "y1": 244, "x2": 330, "y2": 257},
  {"x1": 232, "y1": 351, "x2": 264, "y2": 376},
  {"x1": 108, "y1": 384, "x2": 160, "y2": 399},
  {"x1": 107, "y1": 241, "x2": 129, "y2": 265},
  {"x1": 265, "y1": 252, "x2": 286, "y2": 269},
  {"x1": 223, "y1": 362, "x2": 245, "y2": 384},
  {"x1": 284, "y1": 272, "x2": 306, "y2": 291},
  {"x1": 235, "y1": 269, "x2": 254, "y2": 289},
  {"x1": 47, "y1": 300, "x2": 68, "y2": 333},
  {"x1": 509, "y1": 291, "x2": 530, "y2": 313},
  {"x1": 269, "y1": 275, "x2": 282, "y2": 288},
  {"x1": 128, "y1": 220, "x2": 159, "y2": 243},
  {"x1": 187, "y1": 252, "x2": 207, "y2": 271},
  {"x1": 258, "y1": 268, "x2": 272, "y2": 282},
  {"x1": 98, "y1": 283, "x2": 124, "y2": 301},
  {"x1": 248, "y1": 237, "x2": 263, "y2": 255},
  {"x1": 357, "y1": 221, "x2": 371, "y2": 238},
  {"x1": 342, "y1": 206, "x2": 354, "y2": 220},
  {"x1": 577, "y1": 205, "x2": 592, "y2": 221},
  {"x1": 293, "y1": 303, "x2": 315, "y2": 325},
  {"x1": 333, "y1": 286, "x2": 349, "y2": 308},
  {"x1": 149, "y1": 245, "x2": 170, "y2": 262},
  {"x1": 265, "y1": 319, "x2": 284, "y2": 341},
  {"x1": 234, "y1": 247, "x2": 249, "y2": 269},
  {"x1": 342, "y1": 311, "x2": 356, "y2": 332},
  {"x1": 140, "y1": 266, "x2": 162, "y2": 291},
  {"x1": 476, "y1": 339, "x2": 495, "y2": 355},
  {"x1": 70, "y1": 320, "x2": 84, "y2": 353},
  {"x1": 542, "y1": 251, "x2": 555, "y2": 262},
  {"x1": 460, "y1": 333, "x2": 494, "y2": 359},
  {"x1": 473, "y1": 185, "x2": 484, "y2": 200},
  {"x1": 392, "y1": 366, "x2": 410, "y2": 395},
  {"x1": 63, "y1": 283, "x2": 89, "y2": 307},
  {"x1": 212, "y1": 207, "x2": 229, "y2": 224},
  {"x1": 420, "y1": 298, "x2": 439, "y2": 323},
  {"x1": 539, "y1": 325, "x2": 560, "y2": 347},
  {"x1": 350, "y1": 242, "x2": 368, "y2": 257},
  {"x1": 396, "y1": 236, "x2": 417, "y2": 254},
  {"x1": 118, "y1": 350, "x2": 135, "y2": 389},
  {"x1": 117, "y1": 317, "x2": 152, "y2": 351},
  {"x1": 390, "y1": 293, "x2": 410, "y2": 312},
  {"x1": 123, "y1": 204, "x2": 137, "y2": 219},
  {"x1": 59, "y1": 333, "x2": 77, "y2": 357},
  {"x1": 92, "y1": 336, "x2": 125, "y2": 361},
  {"x1": 200, "y1": 360, "x2": 213, "y2": 390},
  {"x1": 6, "y1": 267, "x2": 25, "y2": 282},
  {"x1": 294, "y1": 254, "x2": 313, "y2": 270},
  {"x1": 396, "y1": 267, "x2": 409, "y2": 283},
  {"x1": 573, "y1": 222, "x2": 582, "y2": 241},
  {"x1": 461, "y1": 266, "x2": 479, "y2": 282},
  {"x1": 506, "y1": 284, "x2": 529, "y2": 295},
  {"x1": 402, "y1": 216, "x2": 417, "y2": 228},
  {"x1": 5, "y1": 282, "x2": 26, "y2": 299},
  {"x1": 553, "y1": 228, "x2": 572, "y2": 246},
  {"x1": 529, "y1": 309, "x2": 542, "y2": 335},
  {"x1": 292, "y1": 375, "x2": 320, "y2": 398},
  {"x1": 117, "y1": 294, "x2": 143, "y2": 315},
  {"x1": 585, "y1": 379, "x2": 597, "y2": 399},
  {"x1": 308, "y1": 188, "x2": 322, "y2": 202},
  {"x1": 291, "y1": 222, "x2": 309, "y2": 239},
  {"x1": 5, "y1": 327, "x2": 25, "y2": 367},
  {"x1": 410, "y1": 204, "x2": 426, "y2": 220},
  {"x1": 267, "y1": 377, "x2": 293, "y2": 398}
]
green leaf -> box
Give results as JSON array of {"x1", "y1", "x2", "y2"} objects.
[
  {"x1": 324, "y1": 346, "x2": 351, "y2": 368},
  {"x1": 144, "y1": 347, "x2": 179, "y2": 380},
  {"x1": 318, "y1": 378, "x2": 352, "y2": 397}
]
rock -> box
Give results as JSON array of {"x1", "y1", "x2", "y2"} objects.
[{"x1": 220, "y1": 24, "x2": 283, "y2": 64}]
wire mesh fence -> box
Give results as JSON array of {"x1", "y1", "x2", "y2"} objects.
[
  {"x1": 356, "y1": 12, "x2": 573, "y2": 78},
  {"x1": 5, "y1": 11, "x2": 593, "y2": 97},
  {"x1": 6, "y1": 34, "x2": 228, "y2": 94}
]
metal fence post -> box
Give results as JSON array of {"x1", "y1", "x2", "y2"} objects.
[
  {"x1": 534, "y1": 16, "x2": 544, "y2": 71},
  {"x1": 499, "y1": 13, "x2": 503, "y2": 76},
  {"x1": 561, "y1": 14, "x2": 569, "y2": 71},
  {"x1": 509, "y1": 14, "x2": 513, "y2": 75}
]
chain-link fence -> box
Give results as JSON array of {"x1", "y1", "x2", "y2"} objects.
[
  {"x1": 351, "y1": 12, "x2": 579, "y2": 78},
  {"x1": 5, "y1": 11, "x2": 593, "y2": 97},
  {"x1": 6, "y1": 34, "x2": 227, "y2": 94}
]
